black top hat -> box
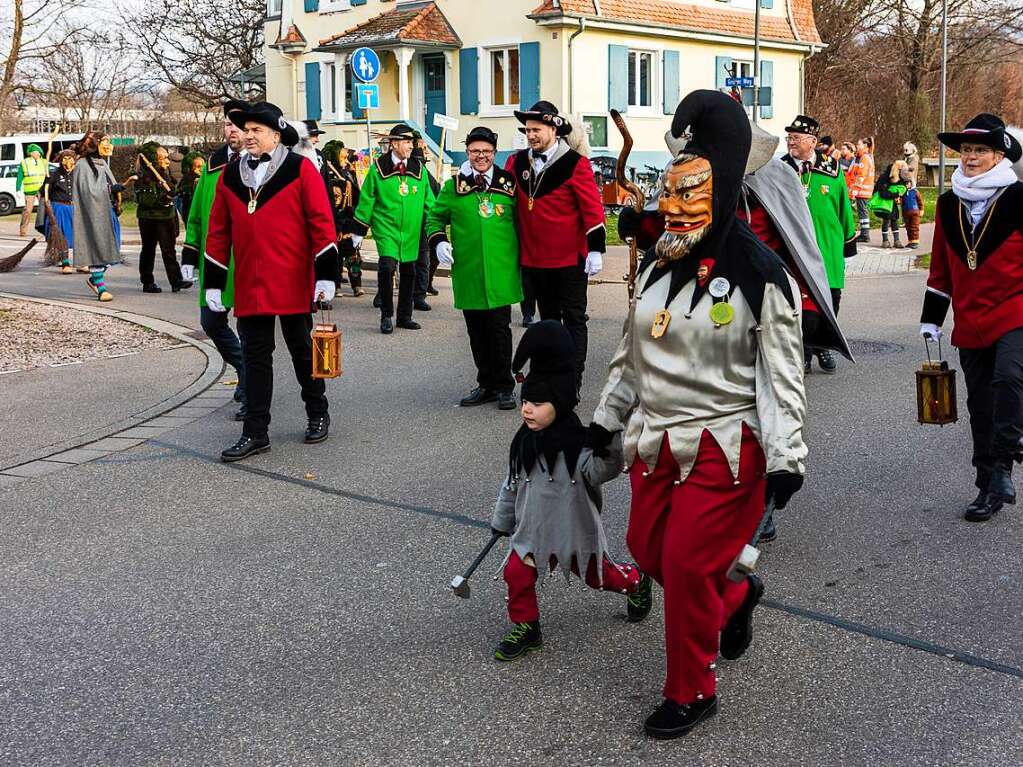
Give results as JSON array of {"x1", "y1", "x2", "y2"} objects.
[
  {"x1": 818, "y1": 135, "x2": 834, "y2": 147},
  {"x1": 465, "y1": 126, "x2": 498, "y2": 147},
  {"x1": 514, "y1": 101, "x2": 571, "y2": 136},
  {"x1": 938, "y1": 113, "x2": 1022, "y2": 163},
  {"x1": 388, "y1": 123, "x2": 416, "y2": 141},
  {"x1": 303, "y1": 119, "x2": 325, "y2": 136},
  {"x1": 223, "y1": 99, "x2": 248, "y2": 118},
  {"x1": 230, "y1": 101, "x2": 299, "y2": 147},
  {"x1": 784, "y1": 115, "x2": 820, "y2": 137}
]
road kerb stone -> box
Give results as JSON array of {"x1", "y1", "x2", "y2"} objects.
[{"x1": 47, "y1": 448, "x2": 113, "y2": 464}]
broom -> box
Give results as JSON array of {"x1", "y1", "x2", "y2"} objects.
[
  {"x1": 0, "y1": 239, "x2": 39, "y2": 272},
  {"x1": 41, "y1": 199, "x2": 68, "y2": 266}
]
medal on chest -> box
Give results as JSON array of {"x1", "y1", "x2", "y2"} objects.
[
  {"x1": 247, "y1": 199, "x2": 257, "y2": 214},
  {"x1": 398, "y1": 177, "x2": 411, "y2": 196},
  {"x1": 478, "y1": 199, "x2": 495, "y2": 218},
  {"x1": 708, "y1": 278, "x2": 734, "y2": 326}
]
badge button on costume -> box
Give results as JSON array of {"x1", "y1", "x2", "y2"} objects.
[
  {"x1": 651, "y1": 309, "x2": 671, "y2": 339},
  {"x1": 399, "y1": 180, "x2": 410, "y2": 197},
  {"x1": 710, "y1": 301, "x2": 735, "y2": 326},
  {"x1": 479, "y1": 199, "x2": 495, "y2": 218}
]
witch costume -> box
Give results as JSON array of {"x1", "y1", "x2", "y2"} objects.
[
  {"x1": 72, "y1": 133, "x2": 123, "y2": 301},
  {"x1": 489, "y1": 321, "x2": 651, "y2": 661},
  {"x1": 592, "y1": 90, "x2": 807, "y2": 739}
]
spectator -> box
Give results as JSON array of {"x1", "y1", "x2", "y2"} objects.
[
  {"x1": 869, "y1": 159, "x2": 910, "y2": 248},
  {"x1": 839, "y1": 142, "x2": 855, "y2": 172},
  {"x1": 903, "y1": 141, "x2": 920, "y2": 187},
  {"x1": 848, "y1": 136, "x2": 876, "y2": 242},
  {"x1": 902, "y1": 183, "x2": 922, "y2": 249}
]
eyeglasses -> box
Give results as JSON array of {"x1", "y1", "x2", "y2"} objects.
[
  {"x1": 959, "y1": 146, "x2": 994, "y2": 158},
  {"x1": 468, "y1": 149, "x2": 495, "y2": 157},
  {"x1": 784, "y1": 134, "x2": 812, "y2": 142}
]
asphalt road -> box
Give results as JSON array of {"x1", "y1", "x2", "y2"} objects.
[{"x1": 0, "y1": 260, "x2": 1021, "y2": 767}]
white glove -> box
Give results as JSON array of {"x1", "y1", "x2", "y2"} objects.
[
  {"x1": 584, "y1": 251, "x2": 603, "y2": 276},
  {"x1": 351, "y1": 235, "x2": 363, "y2": 249},
  {"x1": 436, "y1": 241, "x2": 454, "y2": 266},
  {"x1": 314, "y1": 280, "x2": 336, "y2": 303},
  {"x1": 180, "y1": 264, "x2": 195, "y2": 281},
  {"x1": 920, "y1": 323, "x2": 942, "y2": 340},
  {"x1": 205, "y1": 289, "x2": 226, "y2": 313}
]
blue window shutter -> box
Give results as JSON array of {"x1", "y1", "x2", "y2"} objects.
[
  {"x1": 608, "y1": 45, "x2": 628, "y2": 112},
  {"x1": 760, "y1": 0, "x2": 773, "y2": 7},
  {"x1": 759, "y1": 59, "x2": 774, "y2": 119},
  {"x1": 351, "y1": 0, "x2": 367, "y2": 5},
  {"x1": 714, "y1": 56, "x2": 733, "y2": 89},
  {"x1": 519, "y1": 42, "x2": 540, "y2": 108},
  {"x1": 304, "y1": 0, "x2": 318, "y2": 11},
  {"x1": 459, "y1": 48, "x2": 479, "y2": 115},
  {"x1": 305, "y1": 62, "x2": 321, "y2": 120},
  {"x1": 662, "y1": 50, "x2": 680, "y2": 115}
]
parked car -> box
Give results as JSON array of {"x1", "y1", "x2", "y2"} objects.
[{"x1": 0, "y1": 162, "x2": 26, "y2": 217}]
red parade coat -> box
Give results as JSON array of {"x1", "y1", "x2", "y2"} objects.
[
  {"x1": 205, "y1": 151, "x2": 338, "y2": 317},
  {"x1": 505, "y1": 148, "x2": 605, "y2": 269},
  {"x1": 922, "y1": 183, "x2": 1023, "y2": 349}
]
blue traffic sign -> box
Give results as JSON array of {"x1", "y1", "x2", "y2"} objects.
[
  {"x1": 725, "y1": 76, "x2": 755, "y2": 88},
  {"x1": 351, "y1": 47, "x2": 381, "y2": 83},
  {"x1": 355, "y1": 83, "x2": 380, "y2": 110}
]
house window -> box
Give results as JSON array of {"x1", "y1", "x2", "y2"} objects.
[
  {"x1": 266, "y1": 0, "x2": 282, "y2": 17},
  {"x1": 583, "y1": 115, "x2": 608, "y2": 148},
  {"x1": 489, "y1": 47, "x2": 520, "y2": 108},
  {"x1": 730, "y1": 60, "x2": 755, "y2": 115},
  {"x1": 628, "y1": 50, "x2": 654, "y2": 109}
]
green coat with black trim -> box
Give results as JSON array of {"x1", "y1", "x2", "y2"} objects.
[
  {"x1": 426, "y1": 166, "x2": 523, "y2": 311},
  {"x1": 181, "y1": 145, "x2": 236, "y2": 308},
  {"x1": 783, "y1": 151, "x2": 857, "y2": 290},
  {"x1": 351, "y1": 154, "x2": 435, "y2": 263}
]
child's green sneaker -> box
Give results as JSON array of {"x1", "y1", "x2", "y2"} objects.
[
  {"x1": 627, "y1": 573, "x2": 654, "y2": 623},
  {"x1": 494, "y1": 621, "x2": 542, "y2": 661}
]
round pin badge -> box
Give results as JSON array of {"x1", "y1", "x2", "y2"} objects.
[{"x1": 708, "y1": 277, "x2": 731, "y2": 298}]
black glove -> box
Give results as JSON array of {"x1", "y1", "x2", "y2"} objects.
[
  {"x1": 843, "y1": 238, "x2": 858, "y2": 259},
  {"x1": 491, "y1": 527, "x2": 511, "y2": 538},
  {"x1": 617, "y1": 206, "x2": 641, "y2": 242},
  {"x1": 766, "y1": 472, "x2": 804, "y2": 510},
  {"x1": 585, "y1": 422, "x2": 615, "y2": 458}
]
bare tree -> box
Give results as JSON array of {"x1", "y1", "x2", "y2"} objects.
[{"x1": 123, "y1": 0, "x2": 265, "y2": 107}]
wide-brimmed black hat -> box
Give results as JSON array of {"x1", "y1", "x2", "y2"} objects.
[
  {"x1": 514, "y1": 100, "x2": 571, "y2": 136},
  {"x1": 303, "y1": 119, "x2": 325, "y2": 136},
  {"x1": 223, "y1": 99, "x2": 248, "y2": 118},
  {"x1": 465, "y1": 126, "x2": 498, "y2": 147},
  {"x1": 230, "y1": 101, "x2": 299, "y2": 147},
  {"x1": 784, "y1": 115, "x2": 820, "y2": 137},
  {"x1": 938, "y1": 113, "x2": 1022, "y2": 163},
  {"x1": 388, "y1": 123, "x2": 416, "y2": 141}
]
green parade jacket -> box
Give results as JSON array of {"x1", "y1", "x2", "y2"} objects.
[
  {"x1": 426, "y1": 166, "x2": 524, "y2": 311},
  {"x1": 181, "y1": 146, "x2": 236, "y2": 308},
  {"x1": 783, "y1": 151, "x2": 857, "y2": 290},
  {"x1": 351, "y1": 153, "x2": 435, "y2": 263}
]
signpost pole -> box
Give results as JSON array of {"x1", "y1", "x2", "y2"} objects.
[
  {"x1": 752, "y1": 0, "x2": 761, "y2": 123},
  {"x1": 436, "y1": 126, "x2": 446, "y2": 180}
]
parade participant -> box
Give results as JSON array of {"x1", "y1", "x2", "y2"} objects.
[
  {"x1": 135, "y1": 141, "x2": 190, "y2": 293},
  {"x1": 181, "y1": 100, "x2": 249, "y2": 419},
  {"x1": 506, "y1": 101, "x2": 606, "y2": 390},
  {"x1": 592, "y1": 90, "x2": 807, "y2": 739},
  {"x1": 490, "y1": 320, "x2": 652, "y2": 661},
  {"x1": 920, "y1": 113, "x2": 1023, "y2": 522},
  {"x1": 848, "y1": 136, "x2": 876, "y2": 242},
  {"x1": 43, "y1": 149, "x2": 76, "y2": 274},
  {"x1": 412, "y1": 133, "x2": 441, "y2": 310},
  {"x1": 869, "y1": 160, "x2": 910, "y2": 249},
  {"x1": 350, "y1": 123, "x2": 435, "y2": 334},
  {"x1": 303, "y1": 119, "x2": 326, "y2": 171},
  {"x1": 782, "y1": 115, "x2": 857, "y2": 373},
  {"x1": 323, "y1": 140, "x2": 364, "y2": 296},
  {"x1": 204, "y1": 101, "x2": 340, "y2": 461},
  {"x1": 426, "y1": 126, "x2": 522, "y2": 410},
  {"x1": 72, "y1": 131, "x2": 124, "y2": 302},
  {"x1": 17, "y1": 143, "x2": 46, "y2": 237},
  {"x1": 176, "y1": 151, "x2": 205, "y2": 224}
]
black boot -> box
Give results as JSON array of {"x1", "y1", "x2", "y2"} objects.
[
  {"x1": 380, "y1": 317, "x2": 394, "y2": 334},
  {"x1": 496, "y1": 391, "x2": 517, "y2": 410},
  {"x1": 221, "y1": 435, "x2": 270, "y2": 462},
  {"x1": 627, "y1": 573, "x2": 654, "y2": 623},
  {"x1": 644, "y1": 696, "x2": 718, "y2": 739},
  {"x1": 987, "y1": 459, "x2": 1016, "y2": 506},
  {"x1": 460, "y1": 387, "x2": 497, "y2": 407},
  {"x1": 720, "y1": 573, "x2": 763, "y2": 660},
  {"x1": 816, "y1": 349, "x2": 837, "y2": 374},
  {"x1": 964, "y1": 490, "x2": 1002, "y2": 522},
  {"x1": 759, "y1": 513, "x2": 777, "y2": 543},
  {"x1": 142, "y1": 283, "x2": 162, "y2": 293},
  {"x1": 351, "y1": 275, "x2": 364, "y2": 297},
  {"x1": 494, "y1": 621, "x2": 542, "y2": 661},
  {"x1": 304, "y1": 414, "x2": 330, "y2": 444}
]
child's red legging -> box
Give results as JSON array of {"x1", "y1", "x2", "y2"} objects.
[
  {"x1": 627, "y1": 428, "x2": 766, "y2": 704},
  {"x1": 503, "y1": 551, "x2": 642, "y2": 623}
]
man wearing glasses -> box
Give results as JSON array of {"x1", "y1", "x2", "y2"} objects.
[
  {"x1": 426, "y1": 127, "x2": 523, "y2": 410},
  {"x1": 781, "y1": 115, "x2": 857, "y2": 374}
]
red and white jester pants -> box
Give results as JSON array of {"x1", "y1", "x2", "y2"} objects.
[{"x1": 627, "y1": 427, "x2": 766, "y2": 704}]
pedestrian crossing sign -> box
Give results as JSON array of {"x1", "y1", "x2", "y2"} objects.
[{"x1": 355, "y1": 84, "x2": 380, "y2": 110}]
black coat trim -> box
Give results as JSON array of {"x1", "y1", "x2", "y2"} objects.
[
  {"x1": 206, "y1": 145, "x2": 234, "y2": 172},
  {"x1": 314, "y1": 243, "x2": 341, "y2": 283},
  {"x1": 511, "y1": 149, "x2": 582, "y2": 201},
  {"x1": 220, "y1": 151, "x2": 303, "y2": 214},
  {"x1": 936, "y1": 183, "x2": 1023, "y2": 269},
  {"x1": 181, "y1": 243, "x2": 200, "y2": 267},
  {"x1": 376, "y1": 153, "x2": 425, "y2": 180},
  {"x1": 586, "y1": 225, "x2": 606, "y2": 254},
  {"x1": 203, "y1": 254, "x2": 228, "y2": 291},
  {"x1": 453, "y1": 166, "x2": 517, "y2": 198},
  {"x1": 920, "y1": 289, "x2": 951, "y2": 326},
  {"x1": 781, "y1": 150, "x2": 840, "y2": 179}
]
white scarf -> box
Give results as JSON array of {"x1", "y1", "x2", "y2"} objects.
[{"x1": 951, "y1": 158, "x2": 1018, "y2": 226}]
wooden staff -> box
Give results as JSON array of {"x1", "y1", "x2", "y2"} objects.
[
  {"x1": 138, "y1": 152, "x2": 172, "y2": 192},
  {"x1": 610, "y1": 109, "x2": 646, "y2": 303}
]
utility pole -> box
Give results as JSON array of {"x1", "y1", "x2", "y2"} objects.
[
  {"x1": 938, "y1": 0, "x2": 949, "y2": 194},
  {"x1": 752, "y1": 0, "x2": 761, "y2": 123}
]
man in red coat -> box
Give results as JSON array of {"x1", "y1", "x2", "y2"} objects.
[
  {"x1": 204, "y1": 101, "x2": 340, "y2": 462},
  {"x1": 506, "y1": 101, "x2": 605, "y2": 390}
]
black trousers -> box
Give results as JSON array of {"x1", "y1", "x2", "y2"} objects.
[
  {"x1": 522, "y1": 261, "x2": 588, "y2": 388},
  {"x1": 959, "y1": 327, "x2": 1023, "y2": 489},
  {"x1": 138, "y1": 218, "x2": 182, "y2": 286},
  {"x1": 464, "y1": 305, "x2": 514, "y2": 394},
  {"x1": 378, "y1": 256, "x2": 415, "y2": 321},
  {"x1": 413, "y1": 226, "x2": 438, "y2": 301},
  {"x1": 237, "y1": 313, "x2": 327, "y2": 439}
]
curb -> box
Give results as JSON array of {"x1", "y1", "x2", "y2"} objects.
[{"x1": 0, "y1": 292, "x2": 228, "y2": 482}]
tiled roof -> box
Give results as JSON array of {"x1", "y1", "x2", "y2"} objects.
[
  {"x1": 529, "y1": 0, "x2": 822, "y2": 46},
  {"x1": 319, "y1": 2, "x2": 461, "y2": 49}
]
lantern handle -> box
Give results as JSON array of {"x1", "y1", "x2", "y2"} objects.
[{"x1": 923, "y1": 335, "x2": 945, "y2": 364}]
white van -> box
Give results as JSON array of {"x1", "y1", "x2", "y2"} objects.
[{"x1": 0, "y1": 133, "x2": 83, "y2": 215}]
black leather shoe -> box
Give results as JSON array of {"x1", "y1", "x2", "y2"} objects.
[
  {"x1": 372, "y1": 293, "x2": 382, "y2": 308},
  {"x1": 396, "y1": 319, "x2": 421, "y2": 330},
  {"x1": 460, "y1": 387, "x2": 497, "y2": 407},
  {"x1": 964, "y1": 490, "x2": 1002, "y2": 522},
  {"x1": 856, "y1": 233, "x2": 870, "y2": 243},
  {"x1": 521, "y1": 315, "x2": 535, "y2": 328},
  {"x1": 304, "y1": 414, "x2": 330, "y2": 444},
  {"x1": 987, "y1": 460, "x2": 1016, "y2": 506},
  {"x1": 816, "y1": 349, "x2": 837, "y2": 374},
  {"x1": 427, "y1": 286, "x2": 439, "y2": 296},
  {"x1": 221, "y1": 435, "x2": 270, "y2": 462},
  {"x1": 172, "y1": 280, "x2": 193, "y2": 292},
  {"x1": 759, "y1": 513, "x2": 777, "y2": 542},
  {"x1": 413, "y1": 300, "x2": 432, "y2": 311},
  {"x1": 380, "y1": 317, "x2": 394, "y2": 334},
  {"x1": 497, "y1": 391, "x2": 517, "y2": 410},
  {"x1": 234, "y1": 404, "x2": 247, "y2": 422},
  {"x1": 720, "y1": 573, "x2": 763, "y2": 660},
  {"x1": 142, "y1": 283, "x2": 162, "y2": 294},
  {"x1": 644, "y1": 696, "x2": 718, "y2": 739}
]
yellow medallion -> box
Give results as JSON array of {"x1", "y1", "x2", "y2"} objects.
[
  {"x1": 651, "y1": 309, "x2": 671, "y2": 338},
  {"x1": 399, "y1": 180, "x2": 410, "y2": 197},
  {"x1": 247, "y1": 199, "x2": 257, "y2": 215},
  {"x1": 479, "y1": 200, "x2": 495, "y2": 218},
  {"x1": 528, "y1": 197, "x2": 534, "y2": 211},
  {"x1": 495, "y1": 204, "x2": 504, "y2": 217},
  {"x1": 709, "y1": 302, "x2": 735, "y2": 326},
  {"x1": 967, "y1": 250, "x2": 978, "y2": 270}
]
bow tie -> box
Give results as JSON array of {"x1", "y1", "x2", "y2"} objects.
[
  {"x1": 396, "y1": 161, "x2": 406, "y2": 175},
  {"x1": 533, "y1": 152, "x2": 547, "y2": 164},
  {"x1": 247, "y1": 154, "x2": 271, "y2": 170}
]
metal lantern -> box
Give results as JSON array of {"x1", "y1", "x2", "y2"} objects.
[
  {"x1": 916, "y1": 338, "x2": 957, "y2": 425},
  {"x1": 311, "y1": 303, "x2": 342, "y2": 380}
]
